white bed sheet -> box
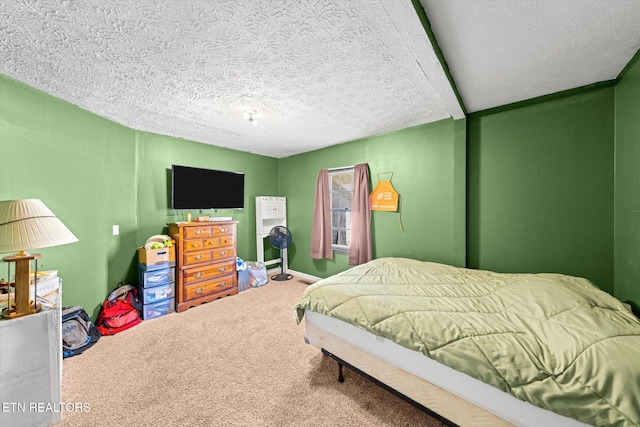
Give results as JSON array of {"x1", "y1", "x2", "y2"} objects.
[{"x1": 304, "y1": 309, "x2": 589, "y2": 427}]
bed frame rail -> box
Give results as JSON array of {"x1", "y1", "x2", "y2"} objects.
[
  {"x1": 306, "y1": 318, "x2": 515, "y2": 427},
  {"x1": 322, "y1": 348, "x2": 457, "y2": 426}
]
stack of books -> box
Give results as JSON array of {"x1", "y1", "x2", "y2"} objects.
[
  {"x1": 30, "y1": 270, "x2": 61, "y2": 303},
  {"x1": 0, "y1": 270, "x2": 61, "y2": 310}
]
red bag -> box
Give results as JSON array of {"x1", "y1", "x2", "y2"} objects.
[{"x1": 96, "y1": 285, "x2": 142, "y2": 335}]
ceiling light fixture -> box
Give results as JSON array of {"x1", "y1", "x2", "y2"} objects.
[{"x1": 243, "y1": 109, "x2": 258, "y2": 126}]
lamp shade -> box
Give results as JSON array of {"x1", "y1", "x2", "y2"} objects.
[{"x1": 0, "y1": 199, "x2": 78, "y2": 254}]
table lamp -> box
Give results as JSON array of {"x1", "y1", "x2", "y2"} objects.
[{"x1": 0, "y1": 199, "x2": 78, "y2": 318}]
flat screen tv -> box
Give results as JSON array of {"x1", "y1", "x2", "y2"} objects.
[{"x1": 171, "y1": 164, "x2": 245, "y2": 210}]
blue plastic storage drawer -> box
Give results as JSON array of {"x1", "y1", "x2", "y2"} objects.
[
  {"x1": 139, "y1": 265, "x2": 175, "y2": 288},
  {"x1": 139, "y1": 282, "x2": 175, "y2": 304},
  {"x1": 139, "y1": 261, "x2": 175, "y2": 272},
  {"x1": 142, "y1": 298, "x2": 175, "y2": 320}
]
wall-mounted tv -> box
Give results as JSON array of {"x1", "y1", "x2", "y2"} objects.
[{"x1": 171, "y1": 164, "x2": 245, "y2": 210}]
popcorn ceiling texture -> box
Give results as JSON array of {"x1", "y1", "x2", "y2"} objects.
[
  {"x1": 0, "y1": 0, "x2": 459, "y2": 158},
  {"x1": 3, "y1": 1, "x2": 640, "y2": 157}
]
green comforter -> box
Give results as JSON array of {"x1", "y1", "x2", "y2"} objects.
[{"x1": 295, "y1": 258, "x2": 640, "y2": 426}]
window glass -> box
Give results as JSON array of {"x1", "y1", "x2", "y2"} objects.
[{"x1": 328, "y1": 167, "x2": 354, "y2": 252}]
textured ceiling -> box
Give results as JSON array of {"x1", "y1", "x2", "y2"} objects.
[
  {"x1": 422, "y1": 0, "x2": 640, "y2": 113},
  {"x1": 0, "y1": 0, "x2": 461, "y2": 158},
  {"x1": 2, "y1": 1, "x2": 640, "y2": 158}
]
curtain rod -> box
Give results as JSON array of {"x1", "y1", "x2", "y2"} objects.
[{"x1": 328, "y1": 165, "x2": 355, "y2": 172}]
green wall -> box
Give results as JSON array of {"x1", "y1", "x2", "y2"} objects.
[
  {"x1": 3, "y1": 49, "x2": 640, "y2": 314},
  {"x1": 134, "y1": 131, "x2": 279, "y2": 264},
  {"x1": 0, "y1": 75, "x2": 279, "y2": 318},
  {"x1": 278, "y1": 119, "x2": 466, "y2": 279},
  {"x1": 467, "y1": 86, "x2": 615, "y2": 293},
  {"x1": 0, "y1": 76, "x2": 138, "y2": 319},
  {"x1": 615, "y1": 50, "x2": 640, "y2": 307}
]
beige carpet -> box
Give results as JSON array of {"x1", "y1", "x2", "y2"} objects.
[{"x1": 60, "y1": 278, "x2": 445, "y2": 426}]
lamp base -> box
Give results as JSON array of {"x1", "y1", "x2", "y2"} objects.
[
  {"x1": 2, "y1": 301, "x2": 42, "y2": 319},
  {"x1": 2, "y1": 303, "x2": 42, "y2": 319},
  {"x1": 2, "y1": 253, "x2": 42, "y2": 318}
]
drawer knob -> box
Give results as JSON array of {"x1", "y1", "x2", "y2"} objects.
[
  {"x1": 220, "y1": 251, "x2": 227, "y2": 256},
  {"x1": 195, "y1": 255, "x2": 203, "y2": 260},
  {"x1": 194, "y1": 288, "x2": 203, "y2": 294},
  {"x1": 218, "y1": 281, "x2": 227, "y2": 288},
  {"x1": 220, "y1": 228, "x2": 226, "y2": 232},
  {"x1": 195, "y1": 229, "x2": 202, "y2": 235},
  {"x1": 194, "y1": 272, "x2": 204, "y2": 278},
  {"x1": 219, "y1": 267, "x2": 227, "y2": 272}
]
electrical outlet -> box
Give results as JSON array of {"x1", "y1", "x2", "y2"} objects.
[{"x1": 112, "y1": 225, "x2": 119, "y2": 236}]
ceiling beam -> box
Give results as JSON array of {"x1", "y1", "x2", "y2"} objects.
[{"x1": 380, "y1": 0, "x2": 466, "y2": 119}]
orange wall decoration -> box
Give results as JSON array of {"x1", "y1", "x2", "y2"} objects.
[{"x1": 370, "y1": 173, "x2": 399, "y2": 211}]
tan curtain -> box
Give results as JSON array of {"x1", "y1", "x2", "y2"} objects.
[
  {"x1": 348, "y1": 163, "x2": 372, "y2": 266},
  {"x1": 310, "y1": 169, "x2": 332, "y2": 259}
]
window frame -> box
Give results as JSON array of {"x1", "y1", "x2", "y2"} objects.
[{"x1": 328, "y1": 166, "x2": 354, "y2": 254}]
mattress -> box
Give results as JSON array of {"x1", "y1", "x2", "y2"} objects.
[
  {"x1": 304, "y1": 309, "x2": 588, "y2": 427},
  {"x1": 295, "y1": 257, "x2": 640, "y2": 426}
]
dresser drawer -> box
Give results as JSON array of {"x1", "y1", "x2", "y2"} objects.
[
  {"x1": 184, "y1": 249, "x2": 212, "y2": 265},
  {"x1": 184, "y1": 260, "x2": 235, "y2": 285},
  {"x1": 185, "y1": 274, "x2": 235, "y2": 300},
  {"x1": 201, "y1": 237, "x2": 219, "y2": 250},
  {"x1": 184, "y1": 226, "x2": 212, "y2": 239},
  {"x1": 184, "y1": 239, "x2": 204, "y2": 252},
  {"x1": 212, "y1": 224, "x2": 234, "y2": 236},
  {"x1": 212, "y1": 246, "x2": 235, "y2": 261},
  {"x1": 220, "y1": 235, "x2": 234, "y2": 247}
]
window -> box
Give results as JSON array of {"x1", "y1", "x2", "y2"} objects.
[{"x1": 328, "y1": 167, "x2": 354, "y2": 253}]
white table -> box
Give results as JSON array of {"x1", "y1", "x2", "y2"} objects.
[{"x1": 0, "y1": 301, "x2": 62, "y2": 427}]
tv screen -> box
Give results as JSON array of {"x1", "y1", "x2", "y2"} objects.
[{"x1": 171, "y1": 165, "x2": 245, "y2": 210}]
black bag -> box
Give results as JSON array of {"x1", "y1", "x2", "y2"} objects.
[{"x1": 62, "y1": 306, "x2": 101, "y2": 358}]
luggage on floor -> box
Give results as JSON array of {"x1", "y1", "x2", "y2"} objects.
[{"x1": 62, "y1": 306, "x2": 101, "y2": 358}]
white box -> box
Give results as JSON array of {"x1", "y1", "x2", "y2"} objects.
[
  {"x1": 30, "y1": 275, "x2": 61, "y2": 300},
  {"x1": 0, "y1": 274, "x2": 60, "y2": 309},
  {"x1": 0, "y1": 307, "x2": 62, "y2": 426}
]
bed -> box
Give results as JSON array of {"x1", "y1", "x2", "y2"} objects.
[{"x1": 294, "y1": 257, "x2": 640, "y2": 426}]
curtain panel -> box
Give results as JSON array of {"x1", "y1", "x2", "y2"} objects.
[
  {"x1": 348, "y1": 163, "x2": 372, "y2": 265},
  {"x1": 310, "y1": 169, "x2": 332, "y2": 259}
]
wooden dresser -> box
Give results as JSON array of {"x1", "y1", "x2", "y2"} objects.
[{"x1": 169, "y1": 221, "x2": 238, "y2": 312}]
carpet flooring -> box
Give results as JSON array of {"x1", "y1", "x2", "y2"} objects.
[{"x1": 60, "y1": 277, "x2": 445, "y2": 426}]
